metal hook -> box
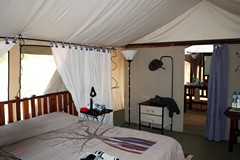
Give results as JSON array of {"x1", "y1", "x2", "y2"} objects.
[
  {"x1": 235, "y1": 65, "x2": 240, "y2": 72},
  {"x1": 236, "y1": 51, "x2": 240, "y2": 58}
]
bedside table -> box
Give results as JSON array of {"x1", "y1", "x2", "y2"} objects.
[
  {"x1": 138, "y1": 100, "x2": 172, "y2": 134},
  {"x1": 81, "y1": 109, "x2": 113, "y2": 122}
]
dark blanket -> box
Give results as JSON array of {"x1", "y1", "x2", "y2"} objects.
[
  {"x1": 150, "y1": 95, "x2": 180, "y2": 117},
  {"x1": 0, "y1": 148, "x2": 21, "y2": 160}
]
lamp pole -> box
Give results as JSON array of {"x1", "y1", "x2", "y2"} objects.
[
  {"x1": 127, "y1": 60, "x2": 132, "y2": 125},
  {"x1": 121, "y1": 49, "x2": 137, "y2": 127},
  {"x1": 160, "y1": 56, "x2": 173, "y2": 99}
]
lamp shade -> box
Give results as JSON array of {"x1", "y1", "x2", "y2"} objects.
[
  {"x1": 149, "y1": 59, "x2": 163, "y2": 71},
  {"x1": 122, "y1": 49, "x2": 137, "y2": 60},
  {"x1": 90, "y1": 86, "x2": 97, "y2": 97}
]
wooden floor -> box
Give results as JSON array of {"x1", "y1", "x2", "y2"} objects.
[
  {"x1": 114, "y1": 104, "x2": 208, "y2": 136},
  {"x1": 184, "y1": 103, "x2": 207, "y2": 135},
  {"x1": 114, "y1": 106, "x2": 240, "y2": 160}
]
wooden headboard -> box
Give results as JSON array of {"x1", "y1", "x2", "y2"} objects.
[{"x1": 0, "y1": 91, "x2": 78, "y2": 126}]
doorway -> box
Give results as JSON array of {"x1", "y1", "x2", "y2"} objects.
[{"x1": 183, "y1": 45, "x2": 213, "y2": 135}]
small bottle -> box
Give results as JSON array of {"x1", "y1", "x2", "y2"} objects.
[
  {"x1": 237, "y1": 99, "x2": 240, "y2": 108},
  {"x1": 237, "y1": 92, "x2": 240, "y2": 108},
  {"x1": 232, "y1": 91, "x2": 237, "y2": 108}
]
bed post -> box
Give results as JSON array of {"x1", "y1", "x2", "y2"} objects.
[{"x1": 0, "y1": 103, "x2": 5, "y2": 126}]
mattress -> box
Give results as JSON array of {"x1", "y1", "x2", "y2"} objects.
[{"x1": 0, "y1": 112, "x2": 184, "y2": 160}]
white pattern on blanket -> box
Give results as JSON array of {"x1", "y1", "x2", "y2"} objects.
[{"x1": 1, "y1": 112, "x2": 184, "y2": 160}]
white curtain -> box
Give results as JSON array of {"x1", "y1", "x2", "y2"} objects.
[
  {"x1": 0, "y1": 41, "x2": 16, "y2": 58},
  {"x1": 44, "y1": 69, "x2": 67, "y2": 94},
  {"x1": 51, "y1": 46, "x2": 112, "y2": 123}
]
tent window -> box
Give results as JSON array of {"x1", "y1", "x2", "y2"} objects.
[
  {"x1": 21, "y1": 54, "x2": 56, "y2": 98},
  {"x1": 0, "y1": 53, "x2": 8, "y2": 101}
]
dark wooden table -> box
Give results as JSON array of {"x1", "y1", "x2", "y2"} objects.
[
  {"x1": 184, "y1": 85, "x2": 208, "y2": 112},
  {"x1": 81, "y1": 109, "x2": 113, "y2": 122},
  {"x1": 224, "y1": 107, "x2": 240, "y2": 152}
]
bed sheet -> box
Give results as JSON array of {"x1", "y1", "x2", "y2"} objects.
[{"x1": 1, "y1": 113, "x2": 184, "y2": 160}]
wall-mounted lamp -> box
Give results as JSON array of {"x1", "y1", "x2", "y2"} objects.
[
  {"x1": 149, "y1": 56, "x2": 174, "y2": 98},
  {"x1": 121, "y1": 49, "x2": 137, "y2": 127},
  {"x1": 235, "y1": 51, "x2": 240, "y2": 71}
]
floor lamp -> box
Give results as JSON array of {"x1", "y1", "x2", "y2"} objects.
[
  {"x1": 148, "y1": 56, "x2": 174, "y2": 98},
  {"x1": 121, "y1": 49, "x2": 137, "y2": 127},
  {"x1": 149, "y1": 56, "x2": 174, "y2": 131}
]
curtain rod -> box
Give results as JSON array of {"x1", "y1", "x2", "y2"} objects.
[
  {"x1": 0, "y1": 35, "x2": 115, "y2": 50},
  {"x1": 20, "y1": 44, "x2": 51, "y2": 47}
]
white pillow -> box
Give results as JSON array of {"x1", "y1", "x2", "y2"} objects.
[{"x1": 0, "y1": 112, "x2": 79, "y2": 147}]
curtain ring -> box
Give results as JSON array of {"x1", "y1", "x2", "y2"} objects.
[
  {"x1": 62, "y1": 42, "x2": 65, "y2": 48},
  {"x1": 13, "y1": 36, "x2": 18, "y2": 43},
  {"x1": 54, "y1": 41, "x2": 58, "y2": 48},
  {"x1": 4, "y1": 37, "x2": 9, "y2": 44},
  {"x1": 50, "y1": 41, "x2": 54, "y2": 47}
]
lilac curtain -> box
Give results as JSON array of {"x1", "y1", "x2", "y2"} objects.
[{"x1": 204, "y1": 44, "x2": 228, "y2": 141}]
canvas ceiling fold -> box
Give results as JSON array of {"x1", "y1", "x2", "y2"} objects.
[
  {"x1": 1, "y1": 0, "x2": 239, "y2": 47},
  {"x1": 134, "y1": 0, "x2": 240, "y2": 44},
  {"x1": 208, "y1": 0, "x2": 240, "y2": 15},
  {"x1": 0, "y1": 0, "x2": 201, "y2": 47}
]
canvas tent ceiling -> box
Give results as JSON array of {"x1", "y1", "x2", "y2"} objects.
[
  {"x1": 134, "y1": 0, "x2": 240, "y2": 44},
  {"x1": 0, "y1": 0, "x2": 240, "y2": 47}
]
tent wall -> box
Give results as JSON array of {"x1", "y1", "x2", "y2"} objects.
[
  {"x1": 226, "y1": 44, "x2": 240, "y2": 140},
  {"x1": 128, "y1": 46, "x2": 185, "y2": 132},
  {"x1": 9, "y1": 43, "x2": 20, "y2": 100},
  {"x1": 128, "y1": 44, "x2": 240, "y2": 136},
  {"x1": 5, "y1": 39, "x2": 240, "y2": 137}
]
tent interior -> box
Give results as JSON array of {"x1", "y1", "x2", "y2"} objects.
[
  {"x1": 1, "y1": 0, "x2": 240, "y2": 139},
  {"x1": 1, "y1": 0, "x2": 240, "y2": 46}
]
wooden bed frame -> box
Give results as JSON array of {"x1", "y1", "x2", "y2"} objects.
[{"x1": 0, "y1": 91, "x2": 78, "y2": 126}]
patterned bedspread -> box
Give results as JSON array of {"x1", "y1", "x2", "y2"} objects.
[
  {"x1": 0, "y1": 148, "x2": 21, "y2": 160},
  {"x1": 0, "y1": 112, "x2": 184, "y2": 160}
]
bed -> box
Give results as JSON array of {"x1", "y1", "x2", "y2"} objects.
[{"x1": 0, "y1": 112, "x2": 185, "y2": 160}]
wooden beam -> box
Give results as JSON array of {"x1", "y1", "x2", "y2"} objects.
[
  {"x1": 31, "y1": 95, "x2": 36, "y2": 118},
  {"x1": 8, "y1": 103, "x2": 13, "y2": 123},
  {"x1": 63, "y1": 93, "x2": 68, "y2": 113},
  {"x1": 16, "y1": 97, "x2": 21, "y2": 121},
  {"x1": 23, "y1": 99, "x2": 30, "y2": 120},
  {"x1": 0, "y1": 103, "x2": 5, "y2": 126},
  {"x1": 37, "y1": 98, "x2": 42, "y2": 116},
  {"x1": 58, "y1": 94, "x2": 63, "y2": 112},
  {"x1": 43, "y1": 97, "x2": 48, "y2": 114},
  {"x1": 50, "y1": 95, "x2": 57, "y2": 112},
  {"x1": 125, "y1": 38, "x2": 240, "y2": 48}
]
